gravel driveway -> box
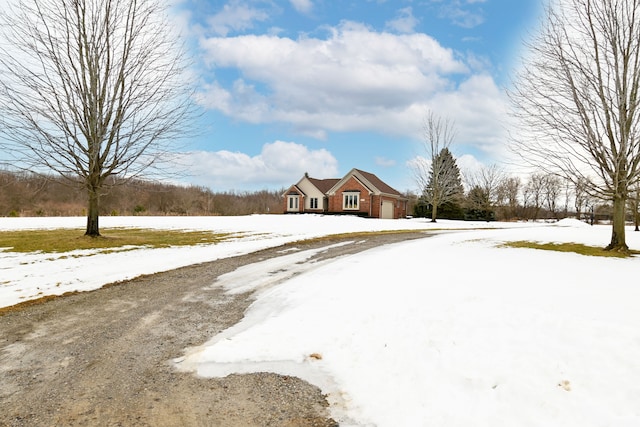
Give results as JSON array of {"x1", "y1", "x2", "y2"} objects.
[{"x1": 0, "y1": 231, "x2": 429, "y2": 427}]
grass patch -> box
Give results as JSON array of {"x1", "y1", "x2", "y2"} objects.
[
  {"x1": 0, "y1": 228, "x2": 235, "y2": 254},
  {"x1": 501, "y1": 240, "x2": 638, "y2": 258}
]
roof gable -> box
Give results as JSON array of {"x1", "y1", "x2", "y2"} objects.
[
  {"x1": 282, "y1": 184, "x2": 304, "y2": 197},
  {"x1": 353, "y1": 169, "x2": 402, "y2": 197},
  {"x1": 327, "y1": 168, "x2": 403, "y2": 197}
]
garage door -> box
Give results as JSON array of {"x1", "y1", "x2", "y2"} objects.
[{"x1": 381, "y1": 200, "x2": 394, "y2": 219}]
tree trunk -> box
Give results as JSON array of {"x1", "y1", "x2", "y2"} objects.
[
  {"x1": 431, "y1": 203, "x2": 438, "y2": 223},
  {"x1": 85, "y1": 188, "x2": 100, "y2": 237},
  {"x1": 606, "y1": 194, "x2": 628, "y2": 252}
]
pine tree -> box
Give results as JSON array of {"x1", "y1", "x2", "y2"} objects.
[{"x1": 424, "y1": 148, "x2": 464, "y2": 222}]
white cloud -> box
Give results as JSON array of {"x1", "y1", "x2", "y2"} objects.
[
  {"x1": 385, "y1": 7, "x2": 419, "y2": 34},
  {"x1": 426, "y1": 74, "x2": 511, "y2": 157},
  {"x1": 178, "y1": 141, "x2": 338, "y2": 190},
  {"x1": 375, "y1": 157, "x2": 397, "y2": 167},
  {"x1": 198, "y1": 21, "x2": 470, "y2": 138},
  {"x1": 195, "y1": 17, "x2": 513, "y2": 164},
  {"x1": 437, "y1": 1, "x2": 485, "y2": 28},
  {"x1": 195, "y1": 81, "x2": 234, "y2": 113},
  {"x1": 455, "y1": 153, "x2": 485, "y2": 179},
  {"x1": 206, "y1": 0, "x2": 269, "y2": 36},
  {"x1": 289, "y1": 0, "x2": 313, "y2": 14}
]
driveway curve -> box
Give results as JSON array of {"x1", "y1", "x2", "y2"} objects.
[{"x1": 0, "y1": 231, "x2": 430, "y2": 427}]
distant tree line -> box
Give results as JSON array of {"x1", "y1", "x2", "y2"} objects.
[
  {"x1": 412, "y1": 158, "x2": 640, "y2": 230},
  {"x1": 5, "y1": 168, "x2": 638, "y2": 228},
  {"x1": 413, "y1": 108, "x2": 640, "y2": 232},
  {"x1": 0, "y1": 171, "x2": 283, "y2": 217}
]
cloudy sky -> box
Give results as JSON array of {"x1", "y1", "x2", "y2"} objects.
[{"x1": 170, "y1": 0, "x2": 543, "y2": 192}]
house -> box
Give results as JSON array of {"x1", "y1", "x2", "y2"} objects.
[
  {"x1": 283, "y1": 168, "x2": 408, "y2": 219},
  {"x1": 283, "y1": 173, "x2": 339, "y2": 214}
]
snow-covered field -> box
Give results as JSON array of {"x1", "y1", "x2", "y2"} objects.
[
  {"x1": 2, "y1": 215, "x2": 640, "y2": 426},
  {"x1": 0, "y1": 214, "x2": 502, "y2": 308}
]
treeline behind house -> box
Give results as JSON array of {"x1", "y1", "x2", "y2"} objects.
[
  {"x1": 0, "y1": 170, "x2": 623, "y2": 223},
  {"x1": 0, "y1": 171, "x2": 285, "y2": 217}
]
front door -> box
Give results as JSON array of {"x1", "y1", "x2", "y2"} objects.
[{"x1": 287, "y1": 195, "x2": 300, "y2": 212}]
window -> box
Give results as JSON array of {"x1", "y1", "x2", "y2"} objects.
[
  {"x1": 310, "y1": 198, "x2": 318, "y2": 209},
  {"x1": 343, "y1": 192, "x2": 360, "y2": 210},
  {"x1": 288, "y1": 195, "x2": 299, "y2": 210}
]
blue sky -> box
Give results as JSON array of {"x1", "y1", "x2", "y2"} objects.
[{"x1": 170, "y1": 0, "x2": 544, "y2": 193}]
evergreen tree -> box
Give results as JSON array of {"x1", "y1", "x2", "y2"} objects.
[
  {"x1": 465, "y1": 185, "x2": 495, "y2": 221},
  {"x1": 423, "y1": 148, "x2": 464, "y2": 221}
]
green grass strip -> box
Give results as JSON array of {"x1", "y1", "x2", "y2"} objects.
[
  {"x1": 0, "y1": 228, "x2": 235, "y2": 253},
  {"x1": 501, "y1": 240, "x2": 637, "y2": 258}
]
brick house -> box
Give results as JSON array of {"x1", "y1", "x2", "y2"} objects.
[
  {"x1": 283, "y1": 168, "x2": 408, "y2": 219},
  {"x1": 283, "y1": 173, "x2": 339, "y2": 214}
]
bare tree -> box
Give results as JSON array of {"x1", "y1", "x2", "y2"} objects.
[
  {"x1": 496, "y1": 176, "x2": 521, "y2": 220},
  {"x1": 561, "y1": 179, "x2": 572, "y2": 218},
  {"x1": 509, "y1": 0, "x2": 640, "y2": 252},
  {"x1": 466, "y1": 164, "x2": 505, "y2": 215},
  {"x1": 524, "y1": 173, "x2": 546, "y2": 221},
  {"x1": 628, "y1": 183, "x2": 640, "y2": 231},
  {"x1": 574, "y1": 177, "x2": 590, "y2": 220},
  {"x1": 0, "y1": 0, "x2": 194, "y2": 236},
  {"x1": 543, "y1": 174, "x2": 562, "y2": 220},
  {"x1": 414, "y1": 111, "x2": 463, "y2": 222}
]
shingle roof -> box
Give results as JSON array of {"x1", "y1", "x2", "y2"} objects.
[
  {"x1": 308, "y1": 177, "x2": 340, "y2": 194},
  {"x1": 354, "y1": 169, "x2": 403, "y2": 197}
]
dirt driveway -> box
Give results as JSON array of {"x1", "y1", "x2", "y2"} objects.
[{"x1": 0, "y1": 232, "x2": 429, "y2": 427}]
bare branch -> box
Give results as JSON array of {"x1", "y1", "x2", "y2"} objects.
[
  {"x1": 414, "y1": 110, "x2": 464, "y2": 222},
  {"x1": 0, "y1": 0, "x2": 196, "y2": 235},
  {"x1": 509, "y1": 0, "x2": 640, "y2": 250}
]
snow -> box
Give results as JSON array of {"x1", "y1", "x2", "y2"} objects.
[
  {"x1": 0, "y1": 214, "x2": 502, "y2": 307},
  {"x1": 3, "y1": 215, "x2": 640, "y2": 426}
]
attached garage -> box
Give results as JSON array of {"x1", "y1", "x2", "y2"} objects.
[{"x1": 381, "y1": 200, "x2": 394, "y2": 219}]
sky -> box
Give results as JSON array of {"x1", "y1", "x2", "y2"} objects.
[
  {"x1": 168, "y1": 0, "x2": 545, "y2": 193},
  {"x1": 2, "y1": 215, "x2": 640, "y2": 426}
]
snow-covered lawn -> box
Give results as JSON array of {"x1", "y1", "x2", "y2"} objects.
[
  {"x1": 2, "y1": 215, "x2": 640, "y2": 426},
  {"x1": 0, "y1": 214, "x2": 501, "y2": 308}
]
